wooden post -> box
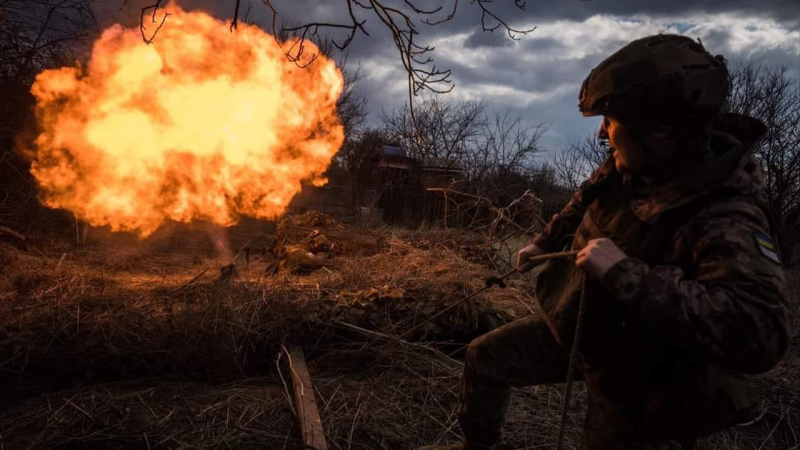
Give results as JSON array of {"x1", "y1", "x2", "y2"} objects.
[{"x1": 287, "y1": 345, "x2": 328, "y2": 450}]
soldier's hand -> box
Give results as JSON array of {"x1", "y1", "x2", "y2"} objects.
[
  {"x1": 576, "y1": 238, "x2": 627, "y2": 279},
  {"x1": 517, "y1": 243, "x2": 545, "y2": 273}
]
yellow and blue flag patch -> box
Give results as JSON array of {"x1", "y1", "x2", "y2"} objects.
[{"x1": 754, "y1": 230, "x2": 781, "y2": 265}]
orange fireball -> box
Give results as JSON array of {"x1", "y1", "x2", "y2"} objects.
[{"x1": 28, "y1": 5, "x2": 344, "y2": 236}]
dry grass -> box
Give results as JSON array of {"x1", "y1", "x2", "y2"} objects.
[
  {"x1": 0, "y1": 217, "x2": 797, "y2": 450},
  {"x1": 0, "y1": 217, "x2": 534, "y2": 449},
  {"x1": 1, "y1": 379, "x2": 298, "y2": 449}
]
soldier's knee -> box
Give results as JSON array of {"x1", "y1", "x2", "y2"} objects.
[{"x1": 466, "y1": 334, "x2": 493, "y2": 368}]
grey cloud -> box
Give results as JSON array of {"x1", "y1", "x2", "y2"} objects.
[
  {"x1": 523, "y1": 36, "x2": 568, "y2": 52},
  {"x1": 406, "y1": 0, "x2": 797, "y2": 47},
  {"x1": 440, "y1": 42, "x2": 599, "y2": 98},
  {"x1": 446, "y1": 0, "x2": 798, "y2": 30},
  {"x1": 695, "y1": 29, "x2": 734, "y2": 55},
  {"x1": 463, "y1": 29, "x2": 513, "y2": 48}
]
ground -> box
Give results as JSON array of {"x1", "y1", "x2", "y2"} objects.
[{"x1": 0, "y1": 212, "x2": 797, "y2": 450}]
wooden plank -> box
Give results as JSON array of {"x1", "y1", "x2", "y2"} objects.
[{"x1": 287, "y1": 345, "x2": 328, "y2": 450}]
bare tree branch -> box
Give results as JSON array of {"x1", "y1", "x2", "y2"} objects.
[
  {"x1": 728, "y1": 63, "x2": 800, "y2": 264},
  {"x1": 0, "y1": 0, "x2": 97, "y2": 219},
  {"x1": 383, "y1": 96, "x2": 487, "y2": 165},
  {"x1": 552, "y1": 134, "x2": 607, "y2": 191},
  {"x1": 230, "y1": 0, "x2": 242, "y2": 32},
  {"x1": 140, "y1": 1, "x2": 170, "y2": 44},
  {"x1": 1, "y1": 0, "x2": 96, "y2": 81},
  {"x1": 132, "y1": 1, "x2": 534, "y2": 136},
  {"x1": 475, "y1": 0, "x2": 536, "y2": 39}
]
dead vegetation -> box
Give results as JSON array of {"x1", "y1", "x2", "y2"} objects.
[{"x1": 0, "y1": 213, "x2": 797, "y2": 449}]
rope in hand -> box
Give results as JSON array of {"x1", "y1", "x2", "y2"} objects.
[{"x1": 556, "y1": 273, "x2": 588, "y2": 450}]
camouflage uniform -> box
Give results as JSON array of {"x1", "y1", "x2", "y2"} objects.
[{"x1": 457, "y1": 113, "x2": 791, "y2": 449}]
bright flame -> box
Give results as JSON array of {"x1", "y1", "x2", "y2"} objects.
[{"x1": 28, "y1": 6, "x2": 344, "y2": 236}]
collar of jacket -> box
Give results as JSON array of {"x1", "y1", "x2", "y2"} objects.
[{"x1": 626, "y1": 113, "x2": 768, "y2": 224}]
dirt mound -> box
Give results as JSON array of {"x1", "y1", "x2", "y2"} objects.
[
  {"x1": 277, "y1": 211, "x2": 388, "y2": 257},
  {"x1": 280, "y1": 210, "x2": 345, "y2": 230}
]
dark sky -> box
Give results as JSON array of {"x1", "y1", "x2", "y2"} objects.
[{"x1": 99, "y1": 0, "x2": 800, "y2": 151}]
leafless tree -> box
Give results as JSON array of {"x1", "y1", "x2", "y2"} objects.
[
  {"x1": 336, "y1": 63, "x2": 369, "y2": 138},
  {"x1": 383, "y1": 96, "x2": 555, "y2": 236},
  {"x1": 383, "y1": 97, "x2": 549, "y2": 197},
  {"x1": 466, "y1": 109, "x2": 546, "y2": 182},
  {"x1": 552, "y1": 134, "x2": 607, "y2": 191},
  {"x1": 458, "y1": 109, "x2": 548, "y2": 226},
  {"x1": 728, "y1": 63, "x2": 800, "y2": 265},
  {"x1": 526, "y1": 162, "x2": 569, "y2": 203},
  {"x1": 0, "y1": 0, "x2": 97, "y2": 229},
  {"x1": 382, "y1": 96, "x2": 487, "y2": 166},
  {"x1": 0, "y1": 0, "x2": 97, "y2": 135},
  {"x1": 0, "y1": 0, "x2": 96, "y2": 83},
  {"x1": 336, "y1": 128, "x2": 388, "y2": 207},
  {"x1": 0, "y1": 0, "x2": 97, "y2": 171}
]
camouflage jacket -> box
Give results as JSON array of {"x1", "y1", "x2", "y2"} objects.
[{"x1": 532, "y1": 113, "x2": 791, "y2": 440}]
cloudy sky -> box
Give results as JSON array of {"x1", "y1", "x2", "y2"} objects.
[{"x1": 106, "y1": 0, "x2": 799, "y2": 151}]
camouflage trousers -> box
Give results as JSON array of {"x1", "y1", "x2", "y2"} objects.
[{"x1": 457, "y1": 317, "x2": 696, "y2": 450}]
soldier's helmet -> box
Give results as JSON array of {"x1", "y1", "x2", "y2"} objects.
[{"x1": 579, "y1": 35, "x2": 730, "y2": 125}]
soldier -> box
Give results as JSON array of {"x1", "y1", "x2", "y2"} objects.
[{"x1": 419, "y1": 35, "x2": 791, "y2": 449}]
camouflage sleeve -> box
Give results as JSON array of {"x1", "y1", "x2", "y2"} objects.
[
  {"x1": 533, "y1": 157, "x2": 615, "y2": 253},
  {"x1": 603, "y1": 197, "x2": 791, "y2": 374}
]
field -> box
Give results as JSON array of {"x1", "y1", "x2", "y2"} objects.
[{"x1": 0, "y1": 212, "x2": 797, "y2": 450}]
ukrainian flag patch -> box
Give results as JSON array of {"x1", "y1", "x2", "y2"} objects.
[{"x1": 754, "y1": 230, "x2": 781, "y2": 265}]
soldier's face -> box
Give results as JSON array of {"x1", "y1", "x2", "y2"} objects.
[{"x1": 599, "y1": 117, "x2": 646, "y2": 174}]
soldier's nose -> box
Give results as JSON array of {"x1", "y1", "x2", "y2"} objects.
[{"x1": 598, "y1": 118, "x2": 610, "y2": 140}]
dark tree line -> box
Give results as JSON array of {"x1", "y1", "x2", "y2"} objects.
[
  {"x1": 1, "y1": 0, "x2": 96, "y2": 148},
  {"x1": 0, "y1": 0, "x2": 98, "y2": 229}
]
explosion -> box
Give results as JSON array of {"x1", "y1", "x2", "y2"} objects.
[{"x1": 28, "y1": 6, "x2": 344, "y2": 236}]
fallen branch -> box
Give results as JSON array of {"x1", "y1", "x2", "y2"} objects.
[{"x1": 0, "y1": 226, "x2": 25, "y2": 242}]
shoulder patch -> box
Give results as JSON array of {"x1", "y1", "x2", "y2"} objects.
[{"x1": 754, "y1": 230, "x2": 781, "y2": 265}]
